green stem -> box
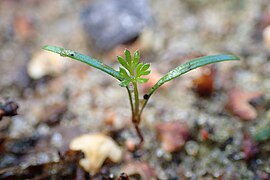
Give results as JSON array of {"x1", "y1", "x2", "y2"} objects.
[
  {"x1": 133, "y1": 82, "x2": 140, "y2": 124},
  {"x1": 126, "y1": 87, "x2": 134, "y2": 117}
]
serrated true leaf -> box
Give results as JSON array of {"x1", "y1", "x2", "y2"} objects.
[
  {"x1": 135, "y1": 63, "x2": 143, "y2": 76},
  {"x1": 141, "y1": 63, "x2": 150, "y2": 71},
  {"x1": 147, "y1": 54, "x2": 240, "y2": 96},
  {"x1": 42, "y1": 45, "x2": 124, "y2": 81},
  {"x1": 119, "y1": 79, "x2": 131, "y2": 87},
  {"x1": 124, "y1": 49, "x2": 132, "y2": 65},
  {"x1": 118, "y1": 56, "x2": 129, "y2": 70},
  {"x1": 140, "y1": 70, "x2": 151, "y2": 76},
  {"x1": 119, "y1": 67, "x2": 130, "y2": 78},
  {"x1": 137, "y1": 77, "x2": 149, "y2": 84},
  {"x1": 134, "y1": 50, "x2": 140, "y2": 65}
]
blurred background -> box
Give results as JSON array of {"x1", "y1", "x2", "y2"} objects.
[{"x1": 0, "y1": 0, "x2": 270, "y2": 179}]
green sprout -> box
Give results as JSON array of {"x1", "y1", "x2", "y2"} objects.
[{"x1": 43, "y1": 45, "x2": 239, "y2": 148}]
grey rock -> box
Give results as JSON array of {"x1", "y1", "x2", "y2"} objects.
[{"x1": 80, "y1": 0, "x2": 152, "y2": 51}]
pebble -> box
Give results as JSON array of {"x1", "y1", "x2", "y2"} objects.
[
  {"x1": 263, "y1": 25, "x2": 270, "y2": 49},
  {"x1": 226, "y1": 88, "x2": 263, "y2": 121},
  {"x1": 121, "y1": 161, "x2": 156, "y2": 180},
  {"x1": 156, "y1": 121, "x2": 189, "y2": 153},
  {"x1": 192, "y1": 65, "x2": 215, "y2": 97},
  {"x1": 185, "y1": 141, "x2": 199, "y2": 156},
  {"x1": 70, "y1": 133, "x2": 123, "y2": 175},
  {"x1": 80, "y1": 0, "x2": 152, "y2": 51},
  {"x1": 27, "y1": 51, "x2": 66, "y2": 79}
]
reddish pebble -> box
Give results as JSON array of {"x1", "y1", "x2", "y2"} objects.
[
  {"x1": 193, "y1": 65, "x2": 215, "y2": 97},
  {"x1": 156, "y1": 121, "x2": 189, "y2": 153},
  {"x1": 200, "y1": 128, "x2": 209, "y2": 141},
  {"x1": 226, "y1": 88, "x2": 263, "y2": 121},
  {"x1": 125, "y1": 139, "x2": 136, "y2": 152},
  {"x1": 242, "y1": 134, "x2": 258, "y2": 160},
  {"x1": 121, "y1": 161, "x2": 156, "y2": 180}
]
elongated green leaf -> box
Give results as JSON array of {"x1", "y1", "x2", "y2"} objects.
[
  {"x1": 42, "y1": 45, "x2": 124, "y2": 81},
  {"x1": 147, "y1": 54, "x2": 240, "y2": 96}
]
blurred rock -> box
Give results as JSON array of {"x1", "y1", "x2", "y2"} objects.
[
  {"x1": 156, "y1": 121, "x2": 189, "y2": 153},
  {"x1": 42, "y1": 103, "x2": 67, "y2": 126},
  {"x1": 13, "y1": 15, "x2": 34, "y2": 41},
  {"x1": 5, "y1": 134, "x2": 39, "y2": 154},
  {"x1": 199, "y1": 128, "x2": 209, "y2": 141},
  {"x1": 27, "y1": 51, "x2": 66, "y2": 79},
  {"x1": 124, "y1": 139, "x2": 136, "y2": 152},
  {"x1": 242, "y1": 134, "x2": 258, "y2": 160},
  {"x1": 70, "y1": 133, "x2": 123, "y2": 174},
  {"x1": 226, "y1": 88, "x2": 263, "y2": 121},
  {"x1": 185, "y1": 140, "x2": 199, "y2": 156},
  {"x1": 263, "y1": 25, "x2": 270, "y2": 49},
  {"x1": 192, "y1": 65, "x2": 215, "y2": 97},
  {"x1": 117, "y1": 172, "x2": 130, "y2": 180},
  {"x1": 121, "y1": 161, "x2": 156, "y2": 180},
  {"x1": 0, "y1": 100, "x2": 19, "y2": 120},
  {"x1": 0, "y1": 150, "x2": 85, "y2": 179},
  {"x1": 80, "y1": 0, "x2": 152, "y2": 51},
  {"x1": 254, "y1": 124, "x2": 270, "y2": 142}
]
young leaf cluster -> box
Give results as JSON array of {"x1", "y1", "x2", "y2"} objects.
[
  {"x1": 118, "y1": 49, "x2": 151, "y2": 87},
  {"x1": 42, "y1": 45, "x2": 239, "y2": 148}
]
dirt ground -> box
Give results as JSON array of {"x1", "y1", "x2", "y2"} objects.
[{"x1": 0, "y1": 0, "x2": 270, "y2": 179}]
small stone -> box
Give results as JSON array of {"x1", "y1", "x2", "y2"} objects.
[
  {"x1": 242, "y1": 134, "x2": 258, "y2": 160},
  {"x1": 263, "y1": 25, "x2": 270, "y2": 49},
  {"x1": 125, "y1": 139, "x2": 136, "y2": 152},
  {"x1": 185, "y1": 141, "x2": 199, "y2": 156},
  {"x1": 27, "y1": 51, "x2": 66, "y2": 79},
  {"x1": 70, "y1": 133, "x2": 123, "y2": 175},
  {"x1": 156, "y1": 121, "x2": 189, "y2": 153},
  {"x1": 199, "y1": 128, "x2": 209, "y2": 141},
  {"x1": 0, "y1": 100, "x2": 19, "y2": 120},
  {"x1": 121, "y1": 161, "x2": 156, "y2": 180},
  {"x1": 80, "y1": 0, "x2": 152, "y2": 51},
  {"x1": 226, "y1": 88, "x2": 263, "y2": 121},
  {"x1": 42, "y1": 103, "x2": 67, "y2": 126},
  {"x1": 104, "y1": 110, "x2": 116, "y2": 126},
  {"x1": 13, "y1": 15, "x2": 34, "y2": 41},
  {"x1": 192, "y1": 65, "x2": 215, "y2": 97}
]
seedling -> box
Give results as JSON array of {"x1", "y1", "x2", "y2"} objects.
[{"x1": 43, "y1": 45, "x2": 239, "y2": 148}]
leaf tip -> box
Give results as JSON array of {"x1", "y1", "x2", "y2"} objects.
[{"x1": 42, "y1": 45, "x2": 49, "y2": 50}]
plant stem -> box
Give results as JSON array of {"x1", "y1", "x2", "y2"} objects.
[
  {"x1": 133, "y1": 82, "x2": 140, "y2": 124},
  {"x1": 126, "y1": 88, "x2": 134, "y2": 117},
  {"x1": 135, "y1": 124, "x2": 144, "y2": 149},
  {"x1": 132, "y1": 81, "x2": 144, "y2": 147}
]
